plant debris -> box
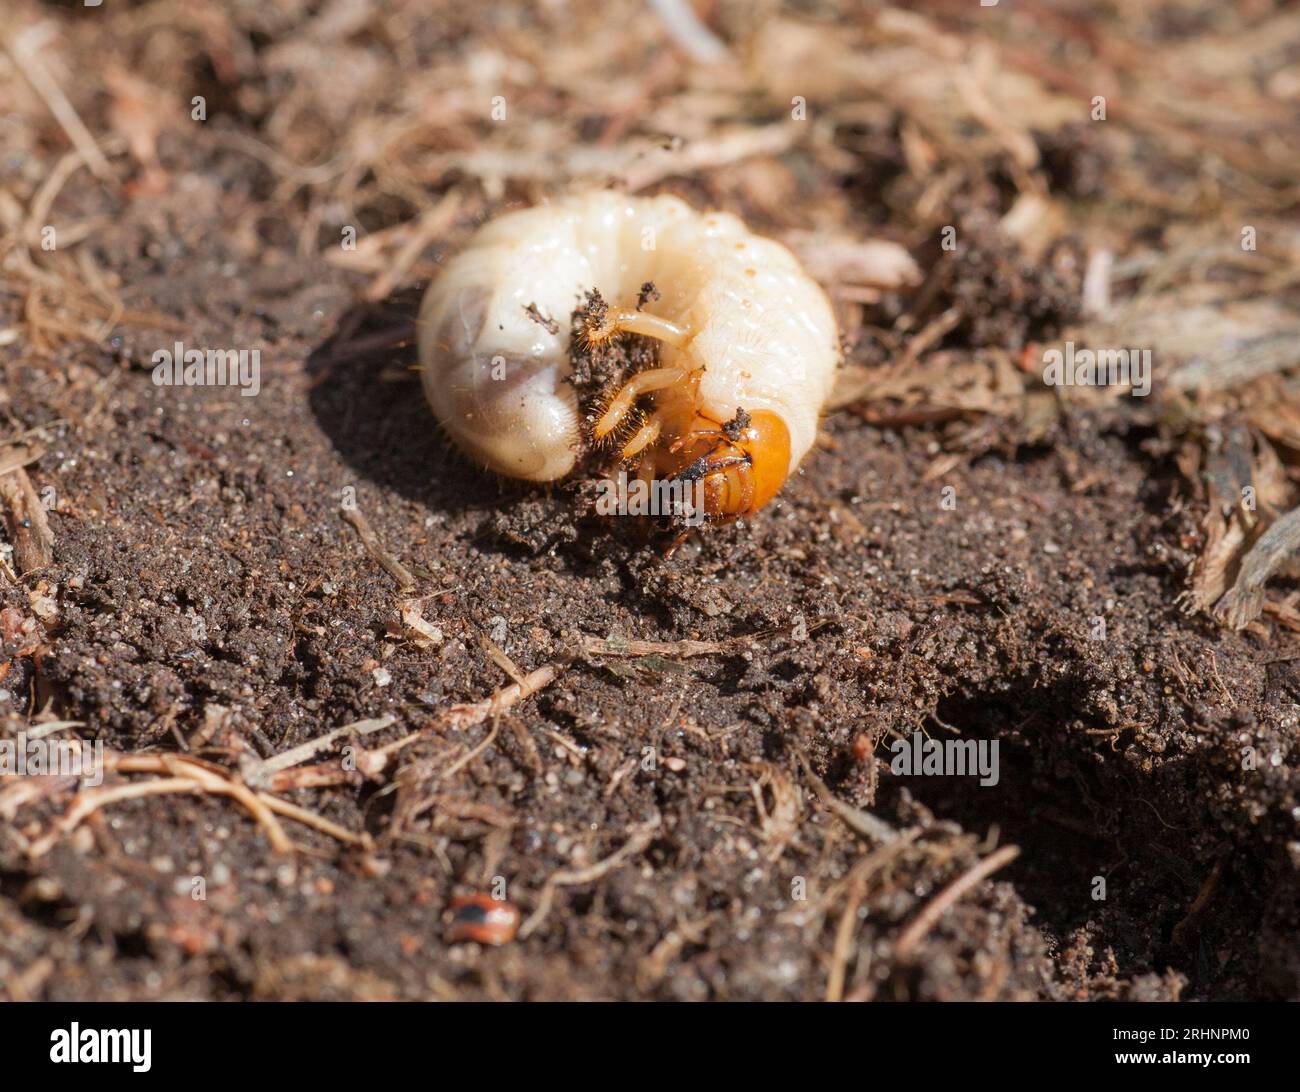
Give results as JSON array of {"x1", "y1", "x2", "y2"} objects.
[{"x1": 0, "y1": 0, "x2": 1298, "y2": 1003}]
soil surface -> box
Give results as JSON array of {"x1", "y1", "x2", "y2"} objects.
[{"x1": 2, "y1": 0, "x2": 1298, "y2": 1001}]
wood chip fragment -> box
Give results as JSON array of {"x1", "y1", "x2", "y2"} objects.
[
  {"x1": 0, "y1": 460, "x2": 54, "y2": 574},
  {"x1": 1214, "y1": 505, "x2": 1300, "y2": 629}
]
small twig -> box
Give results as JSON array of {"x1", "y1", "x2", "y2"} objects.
[
  {"x1": 352, "y1": 665, "x2": 565, "y2": 780},
  {"x1": 251, "y1": 659, "x2": 566, "y2": 816},
  {"x1": 5, "y1": 25, "x2": 115, "y2": 183},
  {"x1": 368, "y1": 731, "x2": 423, "y2": 761},
  {"x1": 27, "y1": 777, "x2": 199, "y2": 857},
  {"x1": 150, "y1": 755, "x2": 294, "y2": 854},
  {"x1": 257, "y1": 715, "x2": 396, "y2": 776},
  {"x1": 893, "y1": 844, "x2": 1020, "y2": 960},
  {"x1": 795, "y1": 750, "x2": 900, "y2": 844},
  {"x1": 320, "y1": 322, "x2": 418, "y2": 362},
  {"x1": 267, "y1": 762, "x2": 356, "y2": 792},
  {"x1": 435, "y1": 720, "x2": 500, "y2": 782},
  {"x1": 1171, "y1": 858, "x2": 1224, "y2": 947},
  {"x1": 541, "y1": 727, "x2": 585, "y2": 763},
  {"x1": 0, "y1": 441, "x2": 46, "y2": 478},
  {"x1": 341, "y1": 505, "x2": 416, "y2": 592},
  {"x1": 189, "y1": 704, "x2": 233, "y2": 750},
  {"x1": 825, "y1": 831, "x2": 921, "y2": 1001},
  {"x1": 519, "y1": 815, "x2": 661, "y2": 938},
  {"x1": 0, "y1": 774, "x2": 80, "y2": 820},
  {"x1": 480, "y1": 635, "x2": 527, "y2": 687},
  {"x1": 433, "y1": 662, "x2": 566, "y2": 733},
  {"x1": 364, "y1": 190, "x2": 461, "y2": 301},
  {"x1": 649, "y1": 0, "x2": 730, "y2": 63},
  {"x1": 580, "y1": 621, "x2": 821, "y2": 661},
  {"x1": 896, "y1": 305, "x2": 964, "y2": 370},
  {"x1": 22, "y1": 719, "x2": 84, "y2": 740},
  {"x1": 581, "y1": 635, "x2": 731, "y2": 658},
  {"x1": 24, "y1": 751, "x2": 367, "y2": 857},
  {"x1": 0, "y1": 464, "x2": 55, "y2": 574},
  {"x1": 258, "y1": 792, "x2": 368, "y2": 846}
]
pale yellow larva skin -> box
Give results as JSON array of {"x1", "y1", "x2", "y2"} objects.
[{"x1": 418, "y1": 192, "x2": 840, "y2": 482}]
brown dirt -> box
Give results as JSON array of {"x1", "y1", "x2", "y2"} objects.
[{"x1": 2, "y1": 0, "x2": 1298, "y2": 1001}]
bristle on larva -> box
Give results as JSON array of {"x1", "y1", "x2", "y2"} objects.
[{"x1": 589, "y1": 394, "x2": 646, "y2": 451}]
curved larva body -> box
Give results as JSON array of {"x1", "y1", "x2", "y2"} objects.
[{"x1": 418, "y1": 192, "x2": 840, "y2": 514}]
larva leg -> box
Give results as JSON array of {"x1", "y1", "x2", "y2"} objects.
[
  {"x1": 663, "y1": 528, "x2": 691, "y2": 559},
  {"x1": 620, "y1": 417, "x2": 662, "y2": 461},
  {"x1": 587, "y1": 308, "x2": 691, "y2": 349},
  {"x1": 733, "y1": 460, "x2": 755, "y2": 515},
  {"x1": 594, "y1": 366, "x2": 690, "y2": 440}
]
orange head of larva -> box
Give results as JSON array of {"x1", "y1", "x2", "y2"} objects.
[{"x1": 657, "y1": 409, "x2": 791, "y2": 521}]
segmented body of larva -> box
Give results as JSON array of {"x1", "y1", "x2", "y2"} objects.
[{"x1": 418, "y1": 191, "x2": 840, "y2": 519}]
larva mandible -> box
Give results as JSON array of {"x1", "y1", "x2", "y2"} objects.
[{"x1": 417, "y1": 191, "x2": 840, "y2": 520}]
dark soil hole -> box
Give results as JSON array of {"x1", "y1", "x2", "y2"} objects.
[{"x1": 876, "y1": 681, "x2": 1272, "y2": 999}]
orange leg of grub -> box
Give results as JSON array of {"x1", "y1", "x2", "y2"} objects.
[
  {"x1": 594, "y1": 366, "x2": 690, "y2": 440},
  {"x1": 729, "y1": 458, "x2": 755, "y2": 515}
]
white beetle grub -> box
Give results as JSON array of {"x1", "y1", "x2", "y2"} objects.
[{"x1": 418, "y1": 191, "x2": 841, "y2": 522}]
